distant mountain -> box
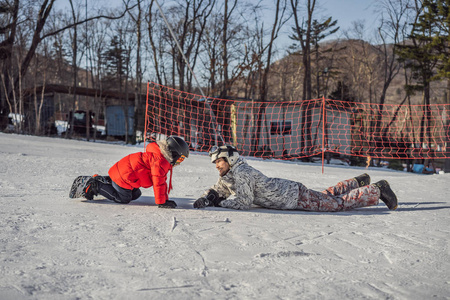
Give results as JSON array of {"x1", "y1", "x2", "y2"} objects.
[{"x1": 228, "y1": 39, "x2": 448, "y2": 105}]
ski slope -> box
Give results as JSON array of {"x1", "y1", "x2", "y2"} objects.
[{"x1": 0, "y1": 133, "x2": 449, "y2": 299}]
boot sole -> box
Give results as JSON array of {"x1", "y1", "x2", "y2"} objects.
[{"x1": 69, "y1": 176, "x2": 92, "y2": 198}]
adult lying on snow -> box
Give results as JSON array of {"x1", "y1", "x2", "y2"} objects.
[{"x1": 193, "y1": 145, "x2": 398, "y2": 211}]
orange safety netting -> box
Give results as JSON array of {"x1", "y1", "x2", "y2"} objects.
[{"x1": 145, "y1": 82, "x2": 450, "y2": 161}]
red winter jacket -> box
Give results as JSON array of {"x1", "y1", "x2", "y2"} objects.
[{"x1": 108, "y1": 142, "x2": 172, "y2": 204}]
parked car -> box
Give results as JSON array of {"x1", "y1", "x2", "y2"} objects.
[{"x1": 64, "y1": 110, "x2": 103, "y2": 137}]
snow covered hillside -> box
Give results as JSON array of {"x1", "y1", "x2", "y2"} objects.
[{"x1": 0, "y1": 133, "x2": 449, "y2": 299}]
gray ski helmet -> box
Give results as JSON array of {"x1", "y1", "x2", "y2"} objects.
[
  {"x1": 166, "y1": 136, "x2": 189, "y2": 165},
  {"x1": 209, "y1": 145, "x2": 239, "y2": 166}
]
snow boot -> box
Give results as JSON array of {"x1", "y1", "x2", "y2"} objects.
[
  {"x1": 84, "y1": 175, "x2": 99, "y2": 200},
  {"x1": 69, "y1": 175, "x2": 91, "y2": 198},
  {"x1": 373, "y1": 180, "x2": 398, "y2": 210},
  {"x1": 354, "y1": 173, "x2": 370, "y2": 187},
  {"x1": 93, "y1": 175, "x2": 112, "y2": 185}
]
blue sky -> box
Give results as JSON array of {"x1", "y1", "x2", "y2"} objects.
[
  {"x1": 56, "y1": 0, "x2": 380, "y2": 39},
  {"x1": 55, "y1": 0, "x2": 381, "y2": 56},
  {"x1": 259, "y1": 0, "x2": 380, "y2": 54},
  {"x1": 321, "y1": 0, "x2": 379, "y2": 36}
]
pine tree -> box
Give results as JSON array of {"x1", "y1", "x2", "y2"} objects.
[
  {"x1": 429, "y1": 0, "x2": 449, "y2": 80},
  {"x1": 395, "y1": 0, "x2": 445, "y2": 146},
  {"x1": 102, "y1": 35, "x2": 129, "y2": 87},
  {"x1": 289, "y1": 11, "x2": 339, "y2": 156},
  {"x1": 311, "y1": 17, "x2": 339, "y2": 98}
]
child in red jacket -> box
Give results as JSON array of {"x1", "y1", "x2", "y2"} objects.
[{"x1": 81, "y1": 136, "x2": 189, "y2": 208}]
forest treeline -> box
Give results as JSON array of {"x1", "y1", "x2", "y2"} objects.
[{"x1": 0, "y1": 0, "x2": 449, "y2": 141}]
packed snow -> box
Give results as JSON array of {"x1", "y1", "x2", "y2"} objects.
[{"x1": 0, "y1": 133, "x2": 449, "y2": 299}]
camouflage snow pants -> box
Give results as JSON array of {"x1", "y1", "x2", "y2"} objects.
[{"x1": 297, "y1": 178, "x2": 380, "y2": 212}]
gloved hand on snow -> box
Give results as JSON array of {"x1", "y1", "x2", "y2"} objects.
[
  {"x1": 193, "y1": 190, "x2": 224, "y2": 208},
  {"x1": 193, "y1": 197, "x2": 213, "y2": 208},
  {"x1": 158, "y1": 200, "x2": 177, "y2": 209}
]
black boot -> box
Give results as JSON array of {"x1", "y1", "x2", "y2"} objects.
[
  {"x1": 94, "y1": 175, "x2": 112, "y2": 185},
  {"x1": 354, "y1": 173, "x2": 370, "y2": 187},
  {"x1": 373, "y1": 180, "x2": 398, "y2": 210},
  {"x1": 84, "y1": 176, "x2": 99, "y2": 200}
]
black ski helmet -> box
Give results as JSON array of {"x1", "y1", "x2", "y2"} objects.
[{"x1": 166, "y1": 136, "x2": 190, "y2": 165}]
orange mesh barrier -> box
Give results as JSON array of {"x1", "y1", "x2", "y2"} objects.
[{"x1": 145, "y1": 82, "x2": 450, "y2": 161}]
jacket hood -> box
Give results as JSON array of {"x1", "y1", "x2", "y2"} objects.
[
  {"x1": 156, "y1": 140, "x2": 174, "y2": 164},
  {"x1": 230, "y1": 157, "x2": 246, "y2": 171}
]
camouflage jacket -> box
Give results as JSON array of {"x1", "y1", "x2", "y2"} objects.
[{"x1": 203, "y1": 158, "x2": 300, "y2": 210}]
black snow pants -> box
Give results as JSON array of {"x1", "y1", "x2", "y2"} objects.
[{"x1": 97, "y1": 180, "x2": 142, "y2": 204}]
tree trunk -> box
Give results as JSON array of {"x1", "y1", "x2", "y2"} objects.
[{"x1": 0, "y1": 0, "x2": 19, "y2": 128}]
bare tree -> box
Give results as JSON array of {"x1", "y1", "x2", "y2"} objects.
[
  {"x1": 0, "y1": 0, "x2": 19, "y2": 128},
  {"x1": 66, "y1": 0, "x2": 81, "y2": 139},
  {"x1": 31, "y1": 40, "x2": 50, "y2": 135},
  {"x1": 146, "y1": 0, "x2": 164, "y2": 85},
  {"x1": 126, "y1": 0, "x2": 144, "y2": 144},
  {"x1": 290, "y1": 0, "x2": 315, "y2": 101},
  {"x1": 160, "y1": 0, "x2": 214, "y2": 91},
  {"x1": 219, "y1": 0, "x2": 238, "y2": 97},
  {"x1": 85, "y1": 15, "x2": 112, "y2": 141},
  {"x1": 290, "y1": 0, "x2": 316, "y2": 156},
  {"x1": 372, "y1": 0, "x2": 414, "y2": 155},
  {"x1": 376, "y1": 0, "x2": 410, "y2": 106},
  {"x1": 251, "y1": 0, "x2": 289, "y2": 155},
  {"x1": 311, "y1": 17, "x2": 339, "y2": 98},
  {"x1": 103, "y1": 14, "x2": 135, "y2": 143},
  {"x1": 0, "y1": 0, "x2": 136, "y2": 131},
  {"x1": 342, "y1": 23, "x2": 379, "y2": 102},
  {"x1": 206, "y1": 1, "x2": 250, "y2": 98},
  {"x1": 202, "y1": 10, "x2": 222, "y2": 95},
  {"x1": 259, "y1": 0, "x2": 289, "y2": 101}
]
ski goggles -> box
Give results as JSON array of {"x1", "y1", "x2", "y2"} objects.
[
  {"x1": 208, "y1": 145, "x2": 232, "y2": 157},
  {"x1": 208, "y1": 145, "x2": 222, "y2": 157},
  {"x1": 175, "y1": 155, "x2": 186, "y2": 165}
]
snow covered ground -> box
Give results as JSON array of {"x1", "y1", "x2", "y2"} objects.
[{"x1": 0, "y1": 132, "x2": 449, "y2": 300}]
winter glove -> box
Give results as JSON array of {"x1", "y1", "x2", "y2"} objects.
[
  {"x1": 193, "y1": 190, "x2": 224, "y2": 208},
  {"x1": 158, "y1": 200, "x2": 177, "y2": 209},
  {"x1": 193, "y1": 197, "x2": 213, "y2": 208}
]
